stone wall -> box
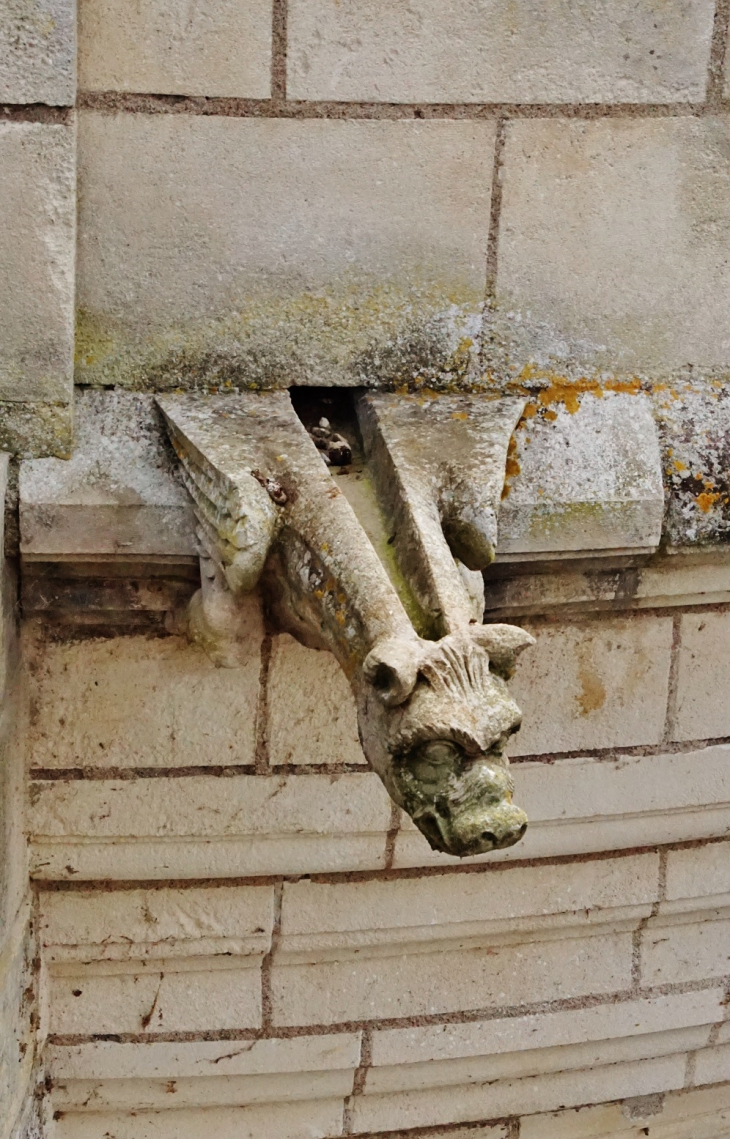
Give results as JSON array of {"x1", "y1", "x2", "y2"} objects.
[
  {"x1": 20, "y1": 580, "x2": 730, "y2": 1138},
  {"x1": 5, "y1": 1, "x2": 730, "y2": 451}
]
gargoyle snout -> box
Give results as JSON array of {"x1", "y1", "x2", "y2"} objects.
[{"x1": 411, "y1": 759, "x2": 527, "y2": 857}]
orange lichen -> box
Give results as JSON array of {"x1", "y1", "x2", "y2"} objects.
[
  {"x1": 501, "y1": 435, "x2": 521, "y2": 499},
  {"x1": 697, "y1": 492, "x2": 720, "y2": 513}
]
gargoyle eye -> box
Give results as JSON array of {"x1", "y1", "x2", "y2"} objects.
[
  {"x1": 408, "y1": 739, "x2": 464, "y2": 785},
  {"x1": 419, "y1": 740, "x2": 462, "y2": 765}
]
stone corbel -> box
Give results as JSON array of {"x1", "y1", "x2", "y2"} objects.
[{"x1": 157, "y1": 391, "x2": 534, "y2": 858}]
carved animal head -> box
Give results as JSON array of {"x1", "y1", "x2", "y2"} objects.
[{"x1": 356, "y1": 626, "x2": 533, "y2": 857}]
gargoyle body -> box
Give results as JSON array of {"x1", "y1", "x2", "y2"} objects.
[{"x1": 158, "y1": 390, "x2": 533, "y2": 858}]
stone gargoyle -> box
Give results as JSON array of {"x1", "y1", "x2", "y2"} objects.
[{"x1": 158, "y1": 390, "x2": 534, "y2": 858}]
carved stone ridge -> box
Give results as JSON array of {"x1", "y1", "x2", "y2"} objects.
[{"x1": 157, "y1": 391, "x2": 534, "y2": 858}]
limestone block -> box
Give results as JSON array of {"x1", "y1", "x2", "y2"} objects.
[
  {"x1": 26, "y1": 631, "x2": 262, "y2": 769},
  {"x1": 78, "y1": 0, "x2": 271, "y2": 97},
  {"x1": 0, "y1": 454, "x2": 9, "y2": 703},
  {"x1": 76, "y1": 113, "x2": 495, "y2": 389},
  {"x1": 20, "y1": 391, "x2": 196, "y2": 557},
  {"x1": 49, "y1": 961, "x2": 264, "y2": 1035},
  {"x1": 693, "y1": 1041, "x2": 730, "y2": 1088},
  {"x1": 53, "y1": 1099, "x2": 347, "y2": 1139},
  {"x1": 42, "y1": 881, "x2": 272, "y2": 1032},
  {"x1": 28, "y1": 772, "x2": 393, "y2": 878},
  {"x1": 484, "y1": 552, "x2": 730, "y2": 618},
  {"x1": 520, "y1": 1082, "x2": 730, "y2": 1139},
  {"x1": 507, "y1": 614, "x2": 673, "y2": 756},
  {"x1": 288, "y1": 0, "x2": 714, "y2": 103},
  {"x1": 664, "y1": 841, "x2": 730, "y2": 907},
  {"x1": 370, "y1": 989, "x2": 723, "y2": 1072},
  {"x1": 394, "y1": 745, "x2": 730, "y2": 867},
  {"x1": 279, "y1": 854, "x2": 659, "y2": 953},
  {"x1": 653, "y1": 382, "x2": 730, "y2": 548},
  {"x1": 0, "y1": 0, "x2": 74, "y2": 103},
  {"x1": 40, "y1": 884, "x2": 274, "y2": 962},
  {"x1": 271, "y1": 930, "x2": 634, "y2": 1026},
  {"x1": 0, "y1": 905, "x2": 36, "y2": 1139},
  {"x1": 48, "y1": 1034, "x2": 360, "y2": 1111},
  {"x1": 642, "y1": 914, "x2": 730, "y2": 986},
  {"x1": 0, "y1": 123, "x2": 75, "y2": 458},
  {"x1": 268, "y1": 634, "x2": 366, "y2": 766},
  {"x1": 672, "y1": 611, "x2": 730, "y2": 741},
  {"x1": 495, "y1": 117, "x2": 730, "y2": 378},
  {"x1": 498, "y1": 392, "x2": 664, "y2": 558},
  {"x1": 351, "y1": 1053, "x2": 686, "y2": 1132}
]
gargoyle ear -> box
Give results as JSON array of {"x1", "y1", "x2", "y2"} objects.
[
  {"x1": 473, "y1": 623, "x2": 535, "y2": 679},
  {"x1": 363, "y1": 638, "x2": 421, "y2": 707}
]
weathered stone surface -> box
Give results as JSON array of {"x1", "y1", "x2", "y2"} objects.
[
  {"x1": 0, "y1": 906, "x2": 36, "y2": 1139},
  {"x1": 288, "y1": 0, "x2": 715, "y2": 104},
  {"x1": 664, "y1": 840, "x2": 730, "y2": 905},
  {"x1": 28, "y1": 772, "x2": 393, "y2": 878},
  {"x1": 268, "y1": 635, "x2": 366, "y2": 766},
  {"x1": 52, "y1": 1099, "x2": 347, "y2": 1139},
  {"x1": 370, "y1": 990, "x2": 722, "y2": 1071},
  {"x1": 76, "y1": 114, "x2": 495, "y2": 390},
  {"x1": 498, "y1": 391, "x2": 664, "y2": 558},
  {"x1": 26, "y1": 629, "x2": 262, "y2": 769},
  {"x1": 520, "y1": 1083, "x2": 730, "y2": 1139},
  {"x1": 273, "y1": 927, "x2": 634, "y2": 1025},
  {"x1": 672, "y1": 611, "x2": 730, "y2": 741},
  {"x1": 642, "y1": 913, "x2": 730, "y2": 987},
  {"x1": 351, "y1": 1052, "x2": 686, "y2": 1132},
  {"x1": 0, "y1": 0, "x2": 75, "y2": 103},
  {"x1": 495, "y1": 117, "x2": 730, "y2": 379},
  {"x1": 78, "y1": 0, "x2": 271, "y2": 96},
  {"x1": 20, "y1": 391, "x2": 195, "y2": 556},
  {"x1": 508, "y1": 614, "x2": 673, "y2": 755},
  {"x1": 0, "y1": 123, "x2": 75, "y2": 458},
  {"x1": 654, "y1": 381, "x2": 730, "y2": 547},
  {"x1": 278, "y1": 854, "x2": 659, "y2": 953}
]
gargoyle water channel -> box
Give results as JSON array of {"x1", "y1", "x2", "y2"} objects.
[{"x1": 159, "y1": 389, "x2": 535, "y2": 857}]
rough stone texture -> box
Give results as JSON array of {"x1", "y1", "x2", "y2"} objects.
[
  {"x1": 25, "y1": 629, "x2": 262, "y2": 769},
  {"x1": 0, "y1": 907, "x2": 37, "y2": 1139},
  {"x1": 507, "y1": 614, "x2": 673, "y2": 756},
  {"x1": 0, "y1": 123, "x2": 75, "y2": 458},
  {"x1": 278, "y1": 854, "x2": 659, "y2": 952},
  {"x1": 519, "y1": 1083, "x2": 730, "y2": 1139},
  {"x1": 76, "y1": 114, "x2": 495, "y2": 390},
  {"x1": 654, "y1": 381, "x2": 730, "y2": 547},
  {"x1": 268, "y1": 634, "x2": 366, "y2": 766},
  {"x1": 664, "y1": 839, "x2": 730, "y2": 904},
  {"x1": 672, "y1": 611, "x2": 730, "y2": 741},
  {"x1": 28, "y1": 772, "x2": 393, "y2": 878},
  {"x1": 0, "y1": 0, "x2": 75, "y2": 103},
  {"x1": 288, "y1": 0, "x2": 715, "y2": 104},
  {"x1": 370, "y1": 990, "x2": 721, "y2": 1070},
  {"x1": 52, "y1": 1099, "x2": 347, "y2": 1139},
  {"x1": 351, "y1": 1053, "x2": 687, "y2": 1132},
  {"x1": 20, "y1": 391, "x2": 195, "y2": 556},
  {"x1": 494, "y1": 116, "x2": 730, "y2": 380},
  {"x1": 273, "y1": 927, "x2": 634, "y2": 1024},
  {"x1": 78, "y1": 0, "x2": 271, "y2": 97},
  {"x1": 643, "y1": 913, "x2": 730, "y2": 986},
  {"x1": 498, "y1": 391, "x2": 664, "y2": 557}
]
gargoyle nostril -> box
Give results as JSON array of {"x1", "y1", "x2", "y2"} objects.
[{"x1": 481, "y1": 831, "x2": 497, "y2": 845}]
